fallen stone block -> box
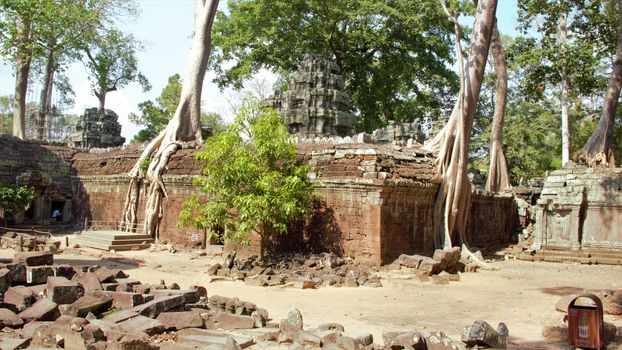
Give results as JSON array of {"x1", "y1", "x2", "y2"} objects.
[
  {"x1": 0, "y1": 336, "x2": 30, "y2": 350},
  {"x1": 102, "y1": 310, "x2": 140, "y2": 324},
  {"x1": 26, "y1": 266, "x2": 55, "y2": 284},
  {"x1": 157, "y1": 310, "x2": 204, "y2": 330},
  {"x1": 103, "y1": 283, "x2": 120, "y2": 291},
  {"x1": 131, "y1": 295, "x2": 185, "y2": 318},
  {"x1": 207, "y1": 263, "x2": 221, "y2": 275},
  {"x1": 318, "y1": 323, "x2": 345, "y2": 332},
  {"x1": 382, "y1": 331, "x2": 426, "y2": 350},
  {"x1": 32, "y1": 323, "x2": 103, "y2": 350},
  {"x1": 235, "y1": 328, "x2": 280, "y2": 342},
  {"x1": 293, "y1": 279, "x2": 317, "y2": 289},
  {"x1": 397, "y1": 254, "x2": 425, "y2": 269},
  {"x1": 14, "y1": 251, "x2": 53, "y2": 266},
  {"x1": 207, "y1": 312, "x2": 255, "y2": 330},
  {"x1": 150, "y1": 289, "x2": 200, "y2": 304},
  {"x1": 133, "y1": 284, "x2": 151, "y2": 294},
  {"x1": 118, "y1": 315, "x2": 165, "y2": 336},
  {"x1": 65, "y1": 293, "x2": 113, "y2": 317},
  {"x1": 109, "y1": 269, "x2": 129, "y2": 279},
  {"x1": 26, "y1": 284, "x2": 46, "y2": 299},
  {"x1": 54, "y1": 265, "x2": 77, "y2": 280},
  {"x1": 72, "y1": 272, "x2": 103, "y2": 292},
  {"x1": 102, "y1": 291, "x2": 145, "y2": 309},
  {"x1": 4, "y1": 264, "x2": 26, "y2": 284},
  {"x1": 424, "y1": 331, "x2": 463, "y2": 350},
  {"x1": 175, "y1": 328, "x2": 254, "y2": 349},
  {"x1": 0, "y1": 309, "x2": 24, "y2": 328},
  {"x1": 4, "y1": 285, "x2": 35, "y2": 311},
  {"x1": 116, "y1": 283, "x2": 134, "y2": 292},
  {"x1": 107, "y1": 338, "x2": 159, "y2": 350},
  {"x1": 94, "y1": 267, "x2": 117, "y2": 283},
  {"x1": 20, "y1": 321, "x2": 54, "y2": 339},
  {"x1": 115, "y1": 278, "x2": 141, "y2": 287},
  {"x1": 417, "y1": 258, "x2": 442, "y2": 276},
  {"x1": 461, "y1": 320, "x2": 508, "y2": 349},
  {"x1": 18, "y1": 299, "x2": 59, "y2": 322},
  {"x1": 46, "y1": 276, "x2": 81, "y2": 305},
  {"x1": 0, "y1": 268, "x2": 11, "y2": 294},
  {"x1": 317, "y1": 330, "x2": 340, "y2": 345}
]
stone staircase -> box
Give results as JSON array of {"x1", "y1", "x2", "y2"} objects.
[{"x1": 72, "y1": 230, "x2": 154, "y2": 251}]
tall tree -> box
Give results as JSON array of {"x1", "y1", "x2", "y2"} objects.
[
  {"x1": 574, "y1": 0, "x2": 622, "y2": 167},
  {"x1": 518, "y1": 0, "x2": 605, "y2": 166},
  {"x1": 485, "y1": 24, "x2": 510, "y2": 192},
  {"x1": 211, "y1": 0, "x2": 458, "y2": 132},
  {"x1": 121, "y1": 0, "x2": 220, "y2": 239},
  {"x1": 425, "y1": 0, "x2": 497, "y2": 253},
  {"x1": 83, "y1": 29, "x2": 150, "y2": 111}
]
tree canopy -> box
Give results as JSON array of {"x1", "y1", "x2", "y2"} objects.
[
  {"x1": 210, "y1": 0, "x2": 459, "y2": 132},
  {"x1": 179, "y1": 99, "x2": 312, "y2": 244}
]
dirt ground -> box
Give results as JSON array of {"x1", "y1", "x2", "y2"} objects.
[{"x1": 3, "y1": 237, "x2": 622, "y2": 350}]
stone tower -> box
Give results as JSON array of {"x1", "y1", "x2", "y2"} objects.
[
  {"x1": 69, "y1": 108, "x2": 125, "y2": 149},
  {"x1": 268, "y1": 55, "x2": 354, "y2": 137}
]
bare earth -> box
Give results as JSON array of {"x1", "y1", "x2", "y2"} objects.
[{"x1": 3, "y1": 237, "x2": 621, "y2": 350}]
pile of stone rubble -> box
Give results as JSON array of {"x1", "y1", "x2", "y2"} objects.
[
  {"x1": 208, "y1": 252, "x2": 383, "y2": 289},
  {"x1": 395, "y1": 247, "x2": 481, "y2": 280},
  {"x1": 0, "y1": 250, "x2": 511, "y2": 349},
  {"x1": 0, "y1": 231, "x2": 60, "y2": 253}
]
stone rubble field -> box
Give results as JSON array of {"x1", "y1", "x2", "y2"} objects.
[{"x1": 0, "y1": 245, "x2": 621, "y2": 350}]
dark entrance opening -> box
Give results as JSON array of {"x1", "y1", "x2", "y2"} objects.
[{"x1": 50, "y1": 200, "x2": 64, "y2": 223}]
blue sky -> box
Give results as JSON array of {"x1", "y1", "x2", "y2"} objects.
[{"x1": 0, "y1": 0, "x2": 520, "y2": 141}]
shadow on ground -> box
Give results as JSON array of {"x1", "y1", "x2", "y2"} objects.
[{"x1": 54, "y1": 256, "x2": 145, "y2": 270}]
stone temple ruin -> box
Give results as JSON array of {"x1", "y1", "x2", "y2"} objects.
[
  {"x1": 69, "y1": 108, "x2": 125, "y2": 149},
  {"x1": 267, "y1": 55, "x2": 354, "y2": 137}
]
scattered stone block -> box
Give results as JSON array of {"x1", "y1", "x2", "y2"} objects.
[
  {"x1": 14, "y1": 251, "x2": 53, "y2": 266},
  {"x1": 293, "y1": 279, "x2": 316, "y2": 289},
  {"x1": 20, "y1": 320, "x2": 54, "y2": 339},
  {"x1": 150, "y1": 289, "x2": 200, "y2": 304},
  {"x1": 175, "y1": 328, "x2": 254, "y2": 349},
  {"x1": 65, "y1": 293, "x2": 113, "y2": 317},
  {"x1": 118, "y1": 315, "x2": 165, "y2": 336},
  {"x1": 102, "y1": 310, "x2": 140, "y2": 324},
  {"x1": 0, "y1": 336, "x2": 30, "y2": 350},
  {"x1": 102, "y1": 291, "x2": 145, "y2": 309},
  {"x1": 417, "y1": 258, "x2": 442, "y2": 276},
  {"x1": 236, "y1": 328, "x2": 280, "y2": 342},
  {"x1": 133, "y1": 284, "x2": 151, "y2": 294},
  {"x1": 94, "y1": 267, "x2": 117, "y2": 283},
  {"x1": 318, "y1": 323, "x2": 345, "y2": 332},
  {"x1": 4, "y1": 285, "x2": 35, "y2": 311},
  {"x1": 54, "y1": 265, "x2": 77, "y2": 279},
  {"x1": 157, "y1": 311, "x2": 204, "y2": 330},
  {"x1": 425, "y1": 331, "x2": 462, "y2": 350},
  {"x1": 207, "y1": 312, "x2": 256, "y2": 330},
  {"x1": 461, "y1": 320, "x2": 508, "y2": 349},
  {"x1": 397, "y1": 254, "x2": 425, "y2": 269},
  {"x1": 383, "y1": 331, "x2": 426, "y2": 350},
  {"x1": 46, "y1": 276, "x2": 81, "y2": 305},
  {"x1": 0, "y1": 309, "x2": 24, "y2": 328},
  {"x1": 18, "y1": 299, "x2": 59, "y2": 322},
  {"x1": 72, "y1": 273, "x2": 103, "y2": 292},
  {"x1": 108, "y1": 338, "x2": 158, "y2": 350},
  {"x1": 103, "y1": 283, "x2": 120, "y2": 291},
  {"x1": 4, "y1": 264, "x2": 26, "y2": 284},
  {"x1": 26, "y1": 266, "x2": 55, "y2": 284},
  {"x1": 131, "y1": 295, "x2": 185, "y2": 318},
  {"x1": 0, "y1": 268, "x2": 11, "y2": 293}
]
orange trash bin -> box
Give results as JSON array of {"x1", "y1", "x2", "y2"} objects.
[{"x1": 567, "y1": 294, "x2": 604, "y2": 349}]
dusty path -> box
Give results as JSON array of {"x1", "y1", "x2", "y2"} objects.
[{"x1": 3, "y1": 243, "x2": 621, "y2": 349}]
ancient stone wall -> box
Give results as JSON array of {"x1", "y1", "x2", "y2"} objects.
[{"x1": 533, "y1": 166, "x2": 622, "y2": 252}]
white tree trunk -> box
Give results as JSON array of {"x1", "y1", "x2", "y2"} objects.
[
  {"x1": 121, "y1": 0, "x2": 219, "y2": 239},
  {"x1": 559, "y1": 4, "x2": 571, "y2": 166}
]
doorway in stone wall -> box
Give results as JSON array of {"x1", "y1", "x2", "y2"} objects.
[{"x1": 50, "y1": 200, "x2": 65, "y2": 223}]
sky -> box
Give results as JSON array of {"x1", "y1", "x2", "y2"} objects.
[{"x1": 0, "y1": 0, "x2": 520, "y2": 142}]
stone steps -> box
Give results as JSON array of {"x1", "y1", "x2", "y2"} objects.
[
  {"x1": 73, "y1": 230, "x2": 154, "y2": 251},
  {"x1": 517, "y1": 249, "x2": 622, "y2": 265}
]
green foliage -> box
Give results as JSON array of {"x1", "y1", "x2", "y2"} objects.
[
  {"x1": 0, "y1": 183, "x2": 35, "y2": 218},
  {"x1": 211, "y1": 0, "x2": 459, "y2": 132},
  {"x1": 0, "y1": 95, "x2": 12, "y2": 134},
  {"x1": 130, "y1": 74, "x2": 227, "y2": 143},
  {"x1": 84, "y1": 28, "x2": 151, "y2": 109},
  {"x1": 179, "y1": 98, "x2": 313, "y2": 244}
]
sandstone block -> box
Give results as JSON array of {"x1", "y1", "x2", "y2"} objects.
[
  {"x1": 175, "y1": 328, "x2": 254, "y2": 349},
  {"x1": 107, "y1": 339, "x2": 159, "y2": 350},
  {"x1": 207, "y1": 312, "x2": 255, "y2": 330},
  {"x1": 235, "y1": 328, "x2": 280, "y2": 342},
  {"x1": 46, "y1": 276, "x2": 81, "y2": 305},
  {"x1": 26, "y1": 266, "x2": 54, "y2": 284},
  {"x1": 94, "y1": 267, "x2": 116, "y2": 283},
  {"x1": 21, "y1": 320, "x2": 54, "y2": 339},
  {"x1": 54, "y1": 265, "x2": 77, "y2": 279},
  {"x1": 417, "y1": 258, "x2": 442, "y2": 276},
  {"x1": 3, "y1": 285, "x2": 35, "y2": 311},
  {"x1": 0, "y1": 336, "x2": 30, "y2": 350},
  {"x1": 382, "y1": 331, "x2": 426, "y2": 350},
  {"x1": 318, "y1": 323, "x2": 345, "y2": 332},
  {"x1": 397, "y1": 254, "x2": 425, "y2": 269},
  {"x1": 18, "y1": 299, "x2": 59, "y2": 322},
  {"x1": 4, "y1": 264, "x2": 26, "y2": 284},
  {"x1": 72, "y1": 272, "x2": 103, "y2": 292},
  {"x1": 118, "y1": 315, "x2": 164, "y2": 336},
  {"x1": 14, "y1": 251, "x2": 53, "y2": 266},
  {"x1": 102, "y1": 291, "x2": 145, "y2": 309},
  {"x1": 131, "y1": 295, "x2": 185, "y2": 318},
  {"x1": 157, "y1": 311, "x2": 204, "y2": 330},
  {"x1": 133, "y1": 284, "x2": 151, "y2": 294},
  {"x1": 0, "y1": 268, "x2": 11, "y2": 294},
  {"x1": 102, "y1": 310, "x2": 140, "y2": 324},
  {"x1": 0, "y1": 309, "x2": 24, "y2": 328},
  {"x1": 150, "y1": 289, "x2": 200, "y2": 304},
  {"x1": 293, "y1": 279, "x2": 317, "y2": 289},
  {"x1": 461, "y1": 320, "x2": 508, "y2": 349},
  {"x1": 65, "y1": 293, "x2": 113, "y2": 317},
  {"x1": 207, "y1": 263, "x2": 221, "y2": 275}
]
